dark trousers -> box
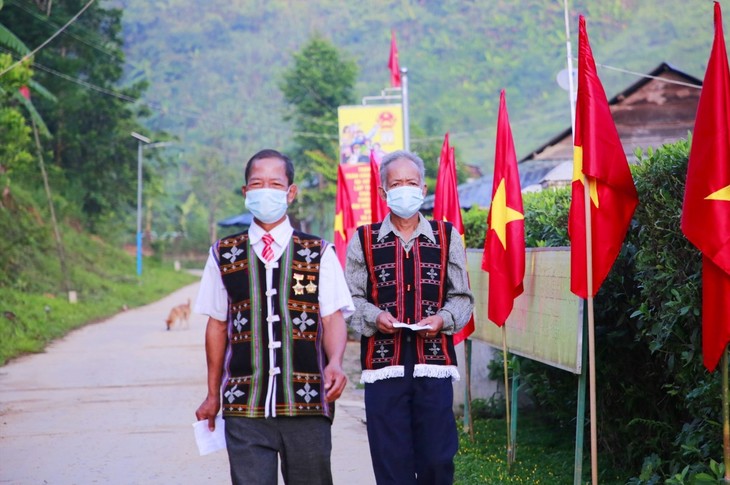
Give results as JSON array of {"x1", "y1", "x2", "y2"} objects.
[
  {"x1": 364, "y1": 339, "x2": 458, "y2": 485},
  {"x1": 224, "y1": 415, "x2": 333, "y2": 485}
]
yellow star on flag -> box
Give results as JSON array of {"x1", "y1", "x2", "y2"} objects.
[
  {"x1": 572, "y1": 146, "x2": 599, "y2": 207},
  {"x1": 490, "y1": 178, "x2": 524, "y2": 250},
  {"x1": 705, "y1": 184, "x2": 730, "y2": 201},
  {"x1": 334, "y1": 211, "x2": 345, "y2": 240}
]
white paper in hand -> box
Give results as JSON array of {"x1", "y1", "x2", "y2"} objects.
[
  {"x1": 392, "y1": 322, "x2": 432, "y2": 331},
  {"x1": 193, "y1": 415, "x2": 226, "y2": 456}
]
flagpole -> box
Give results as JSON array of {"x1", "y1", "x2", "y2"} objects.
[
  {"x1": 501, "y1": 326, "x2": 514, "y2": 466},
  {"x1": 583, "y1": 178, "x2": 599, "y2": 485},
  {"x1": 563, "y1": 0, "x2": 577, "y2": 133},
  {"x1": 722, "y1": 345, "x2": 729, "y2": 482},
  {"x1": 401, "y1": 67, "x2": 410, "y2": 151}
]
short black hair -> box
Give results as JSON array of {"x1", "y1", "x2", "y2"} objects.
[{"x1": 244, "y1": 149, "x2": 295, "y2": 185}]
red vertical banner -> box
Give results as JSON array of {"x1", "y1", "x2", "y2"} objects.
[
  {"x1": 334, "y1": 164, "x2": 372, "y2": 267},
  {"x1": 370, "y1": 151, "x2": 389, "y2": 223},
  {"x1": 482, "y1": 90, "x2": 525, "y2": 327},
  {"x1": 433, "y1": 133, "x2": 475, "y2": 344},
  {"x1": 568, "y1": 16, "x2": 638, "y2": 299},
  {"x1": 681, "y1": 2, "x2": 730, "y2": 371}
]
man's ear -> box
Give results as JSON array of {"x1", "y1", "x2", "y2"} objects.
[
  {"x1": 287, "y1": 184, "x2": 298, "y2": 204},
  {"x1": 422, "y1": 184, "x2": 428, "y2": 197},
  {"x1": 241, "y1": 185, "x2": 247, "y2": 198},
  {"x1": 378, "y1": 186, "x2": 387, "y2": 201}
]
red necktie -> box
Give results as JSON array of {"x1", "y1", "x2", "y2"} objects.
[{"x1": 262, "y1": 233, "x2": 274, "y2": 262}]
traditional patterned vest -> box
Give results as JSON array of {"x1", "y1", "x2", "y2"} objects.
[
  {"x1": 215, "y1": 229, "x2": 332, "y2": 419},
  {"x1": 358, "y1": 220, "x2": 459, "y2": 383}
]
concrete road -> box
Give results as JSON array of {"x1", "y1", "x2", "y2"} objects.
[{"x1": 0, "y1": 283, "x2": 374, "y2": 484}]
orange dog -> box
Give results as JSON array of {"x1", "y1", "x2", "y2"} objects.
[{"x1": 165, "y1": 298, "x2": 191, "y2": 330}]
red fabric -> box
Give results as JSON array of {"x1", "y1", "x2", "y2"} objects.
[
  {"x1": 568, "y1": 16, "x2": 638, "y2": 299},
  {"x1": 334, "y1": 165, "x2": 356, "y2": 268},
  {"x1": 681, "y1": 2, "x2": 730, "y2": 371},
  {"x1": 261, "y1": 233, "x2": 274, "y2": 262},
  {"x1": 388, "y1": 30, "x2": 401, "y2": 88},
  {"x1": 432, "y1": 133, "x2": 474, "y2": 344},
  {"x1": 482, "y1": 90, "x2": 525, "y2": 327},
  {"x1": 369, "y1": 151, "x2": 388, "y2": 223}
]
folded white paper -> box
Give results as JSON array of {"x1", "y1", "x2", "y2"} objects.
[
  {"x1": 193, "y1": 415, "x2": 226, "y2": 456},
  {"x1": 392, "y1": 322, "x2": 432, "y2": 331}
]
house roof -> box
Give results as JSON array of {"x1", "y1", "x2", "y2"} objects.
[
  {"x1": 520, "y1": 62, "x2": 702, "y2": 162},
  {"x1": 422, "y1": 159, "x2": 560, "y2": 210}
]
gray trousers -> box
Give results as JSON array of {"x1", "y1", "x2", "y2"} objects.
[{"x1": 224, "y1": 416, "x2": 333, "y2": 485}]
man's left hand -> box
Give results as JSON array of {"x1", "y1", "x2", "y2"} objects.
[
  {"x1": 323, "y1": 363, "x2": 347, "y2": 402},
  {"x1": 417, "y1": 315, "x2": 444, "y2": 338}
]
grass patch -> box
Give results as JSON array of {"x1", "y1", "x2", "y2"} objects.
[
  {"x1": 0, "y1": 258, "x2": 197, "y2": 365},
  {"x1": 455, "y1": 414, "x2": 626, "y2": 484}
]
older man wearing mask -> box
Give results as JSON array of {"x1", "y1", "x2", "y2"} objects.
[
  {"x1": 195, "y1": 149, "x2": 354, "y2": 485},
  {"x1": 345, "y1": 150, "x2": 474, "y2": 485}
]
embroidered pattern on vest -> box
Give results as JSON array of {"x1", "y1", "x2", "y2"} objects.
[
  {"x1": 358, "y1": 221, "x2": 460, "y2": 383},
  {"x1": 215, "y1": 230, "x2": 331, "y2": 419}
]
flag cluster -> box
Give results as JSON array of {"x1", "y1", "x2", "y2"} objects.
[
  {"x1": 681, "y1": 2, "x2": 730, "y2": 372},
  {"x1": 433, "y1": 134, "x2": 475, "y2": 344}
]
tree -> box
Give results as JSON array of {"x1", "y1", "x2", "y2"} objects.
[
  {"x1": 280, "y1": 34, "x2": 357, "y2": 236},
  {"x1": 1, "y1": 1, "x2": 150, "y2": 230}
]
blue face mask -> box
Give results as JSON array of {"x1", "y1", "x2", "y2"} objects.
[
  {"x1": 245, "y1": 188, "x2": 290, "y2": 224},
  {"x1": 386, "y1": 186, "x2": 424, "y2": 219}
]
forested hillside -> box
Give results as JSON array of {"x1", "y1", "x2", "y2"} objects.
[{"x1": 115, "y1": 0, "x2": 712, "y2": 167}]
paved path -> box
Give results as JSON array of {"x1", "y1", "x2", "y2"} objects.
[{"x1": 0, "y1": 283, "x2": 375, "y2": 484}]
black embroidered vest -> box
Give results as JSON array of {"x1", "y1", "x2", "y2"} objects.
[
  {"x1": 357, "y1": 220, "x2": 459, "y2": 382},
  {"x1": 215, "y1": 229, "x2": 332, "y2": 419}
]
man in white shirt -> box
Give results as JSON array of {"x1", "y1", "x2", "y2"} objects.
[{"x1": 195, "y1": 149, "x2": 354, "y2": 485}]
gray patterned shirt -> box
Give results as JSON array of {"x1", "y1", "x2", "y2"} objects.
[{"x1": 345, "y1": 213, "x2": 475, "y2": 337}]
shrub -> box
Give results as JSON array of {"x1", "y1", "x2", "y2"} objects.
[{"x1": 465, "y1": 140, "x2": 724, "y2": 478}]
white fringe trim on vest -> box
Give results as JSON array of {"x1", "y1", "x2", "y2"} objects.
[
  {"x1": 360, "y1": 365, "x2": 460, "y2": 384},
  {"x1": 414, "y1": 364, "x2": 460, "y2": 382},
  {"x1": 360, "y1": 365, "x2": 405, "y2": 384}
]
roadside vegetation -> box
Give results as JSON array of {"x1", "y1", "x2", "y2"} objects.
[
  {"x1": 463, "y1": 139, "x2": 726, "y2": 483},
  {"x1": 0, "y1": 183, "x2": 196, "y2": 365}
]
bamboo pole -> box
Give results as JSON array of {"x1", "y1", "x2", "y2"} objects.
[
  {"x1": 32, "y1": 118, "x2": 70, "y2": 294},
  {"x1": 502, "y1": 326, "x2": 513, "y2": 466},
  {"x1": 464, "y1": 339, "x2": 475, "y2": 441},
  {"x1": 583, "y1": 177, "x2": 598, "y2": 485}
]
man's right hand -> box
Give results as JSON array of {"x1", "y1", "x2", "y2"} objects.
[
  {"x1": 195, "y1": 395, "x2": 221, "y2": 431},
  {"x1": 375, "y1": 311, "x2": 399, "y2": 334}
]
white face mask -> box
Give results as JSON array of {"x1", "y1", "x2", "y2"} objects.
[
  {"x1": 245, "y1": 188, "x2": 289, "y2": 224},
  {"x1": 386, "y1": 186, "x2": 424, "y2": 219}
]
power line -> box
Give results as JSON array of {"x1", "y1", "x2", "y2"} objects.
[
  {"x1": 0, "y1": 0, "x2": 96, "y2": 77},
  {"x1": 7, "y1": 0, "x2": 123, "y2": 63}
]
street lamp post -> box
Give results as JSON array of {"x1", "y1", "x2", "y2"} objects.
[{"x1": 131, "y1": 132, "x2": 151, "y2": 276}]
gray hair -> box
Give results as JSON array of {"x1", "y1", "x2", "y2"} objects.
[{"x1": 379, "y1": 150, "x2": 426, "y2": 187}]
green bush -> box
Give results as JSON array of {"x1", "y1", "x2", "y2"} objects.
[{"x1": 465, "y1": 140, "x2": 725, "y2": 479}]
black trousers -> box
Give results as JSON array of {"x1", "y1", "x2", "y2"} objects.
[
  {"x1": 224, "y1": 415, "x2": 333, "y2": 485},
  {"x1": 364, "y1": 335, "x2": 458, "y2": 485}
]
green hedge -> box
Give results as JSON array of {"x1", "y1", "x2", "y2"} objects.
[{"x1": 462, "y1": 140, "x2": 724, "y2": 481}]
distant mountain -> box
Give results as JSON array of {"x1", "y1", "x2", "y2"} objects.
[{"x1": 114, "y1": 0, "x2": 712, "y2": 171}]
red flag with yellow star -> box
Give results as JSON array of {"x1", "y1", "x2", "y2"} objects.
[
  {"x1": 569, "y1": 16, "x2": 638, "y2": 299},
  {"x1": 433, "y1": 133, "x2": 475, "y2": 343},
  {"x1": 681, "y1": 2, "x2": 730, "y2": 371},
  {"x1": 370, "y1": 150, "x2": 389, "y2": 223},
  {"x1": 482, "y1": 90, "x2": 525, "y2": 327},
  {"x1": 388, "y1": 30, "x2": 401, "y2": 88},
  {"x1": 335, "y1": 164, "x2": 356, "y2": 268}
]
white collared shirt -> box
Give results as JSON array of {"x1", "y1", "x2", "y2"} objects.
[{"x1": 194, "y1": 217, "x2": 355, "y2": 321}]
